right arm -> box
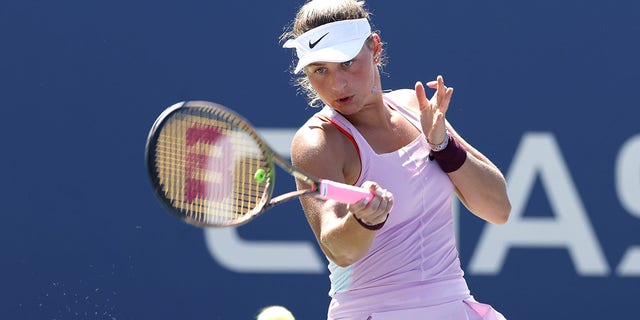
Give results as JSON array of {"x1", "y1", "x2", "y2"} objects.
[{"x1": 290, "y1": 118, "x2": 393, "y2": 267}]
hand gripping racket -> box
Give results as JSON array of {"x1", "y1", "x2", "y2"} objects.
[{"x1": 145, "y1": 100, "x2": 374, "y2": 227}]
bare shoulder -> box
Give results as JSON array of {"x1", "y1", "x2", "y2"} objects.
[
  {"x1": 290, "y1": 115, "x2": 357, "y2": 183},
  {"x1": 384, "y1": 89, "x2": 420, "y2": 113},
  {"x1": 291, "y1": 117, "x2": 328, "y2": 163},
  {"x1": 291, "y1": 116, "x2": 340, "y2": 159}
]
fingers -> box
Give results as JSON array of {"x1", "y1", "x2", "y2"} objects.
[
  {"x1": 378, "y1": 188, "x2": 394, "y2": 214},
  {"x1": 421, "y1": 75, "x2": 454, "y2": 114},
  {"x1": 437, "y1": 75, "x2": 445, "y2": 102},
  {"x1": 425, "y1": 75, "x2": 452, "y2": 91},
  {"x1": 366, "y1": 187, "x2": 394, "y2": 212},
  {"x1": 348, "y1": 182, "x2": 394, "y2": 225},
  {"x1": 426, "y1": 75, "x2": 446, "y2": 89},
  {"x1": 414, "y1": 81, "x2": 429, "y2": 111}
]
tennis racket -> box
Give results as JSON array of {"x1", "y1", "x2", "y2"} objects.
[{"x1": 145, "y1": 100, "x2": 374, "y2": 227}]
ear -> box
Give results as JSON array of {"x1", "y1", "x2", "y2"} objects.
[{"x1": 370, "y1": 33, "x2": 383, "y2": 62}]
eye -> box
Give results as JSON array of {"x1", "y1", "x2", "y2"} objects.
[
  {"x1": 342, "y1": 60, "x2": 354, "y2": 67},
  {"x1": 313, "y1": 67, "x2": 327, "y2": 74}
]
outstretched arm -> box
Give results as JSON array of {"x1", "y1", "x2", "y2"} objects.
[{"x1": 416, "y1": 76, "x2": 511, "y2": 224}]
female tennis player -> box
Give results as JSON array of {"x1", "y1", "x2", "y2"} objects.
[{"x1": 282, "y1": 0, "x2": 511, "y2": 319}]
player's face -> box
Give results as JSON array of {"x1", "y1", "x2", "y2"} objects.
[{"x1": 304, "y1": 44, "x2": 378, "y2": 114}]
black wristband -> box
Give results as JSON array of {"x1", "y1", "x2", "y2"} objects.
[
  {"x1": 353, "y1": 213, "x2": 388, "y2": 231},
  {"x1": 430, "y1": 134, "x2": 467, "y2": 173}
]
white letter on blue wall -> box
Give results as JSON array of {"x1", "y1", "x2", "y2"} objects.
[
  {"x1": 616, "y1": 134, "x2": 640, "y2": 276},
  {"x1": 469, "y1": 133, "x2": 610, "y2": 276}
]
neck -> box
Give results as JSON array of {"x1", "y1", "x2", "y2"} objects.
[{"x1": 343, "y1": 93, "x2": 391, "y2": 129}]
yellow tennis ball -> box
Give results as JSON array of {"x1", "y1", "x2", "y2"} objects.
[
  {"x1": 256, "y1": 305, "x2": 295, "y2": 320},
  {"x1": 254, "y1": 168, "x2": 267, "y2": 182}
]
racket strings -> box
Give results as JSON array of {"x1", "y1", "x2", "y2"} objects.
[{"x1": 152, "y1": 108, "x2": 271, "y2": 226}]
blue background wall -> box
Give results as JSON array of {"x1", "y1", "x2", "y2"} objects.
[{"x1": 1, "y1": 0, "x2": 638, "y2": 319}]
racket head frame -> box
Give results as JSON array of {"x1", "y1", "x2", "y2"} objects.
[{"x1": 145, "y1": 101, "x2": 284, "y2": 227}]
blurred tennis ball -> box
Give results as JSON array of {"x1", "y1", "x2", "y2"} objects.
[
  {"x1": 256, "y1": 305, "x2": 295, "y2": 320},
  {"x1": 254, "y1": 168, "x2": 267, "y2": 182}
]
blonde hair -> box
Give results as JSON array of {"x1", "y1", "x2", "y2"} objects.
[{"x1": 281, "y1": 0, "x2": 385, "y2": 108}]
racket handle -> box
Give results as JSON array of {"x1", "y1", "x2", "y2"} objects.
[{"x1": 319, "y1": 180, "x2": 375, "y2": 204}]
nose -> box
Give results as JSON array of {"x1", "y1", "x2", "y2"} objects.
[{"x1": 330, "y1": 69, "x2": 348, "y2": 91}]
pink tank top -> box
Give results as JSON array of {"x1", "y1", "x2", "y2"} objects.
[{"x1": 316, "y1": 96, "x2": 471, "y2": 318}]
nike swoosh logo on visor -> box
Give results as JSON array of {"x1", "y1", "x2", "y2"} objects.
[{"x1": 309, "y1": 32, "x2": 329, "y2": 49}]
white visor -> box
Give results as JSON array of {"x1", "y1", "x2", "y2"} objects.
[{"x1": 283, "y1": 18, "x2": 371, "y2": 73}]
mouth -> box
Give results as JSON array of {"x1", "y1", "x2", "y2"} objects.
[{"x1": 335, "y1": 95, "x2": 353, "y2": 106}]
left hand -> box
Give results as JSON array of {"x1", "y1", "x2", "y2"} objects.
[{"x1": 415, "y1": 75, "x2": 454, "y2": 146}]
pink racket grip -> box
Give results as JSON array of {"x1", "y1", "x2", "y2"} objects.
[{"x1": 318, "y1": 180, "x2": 375, "y2": 204}]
